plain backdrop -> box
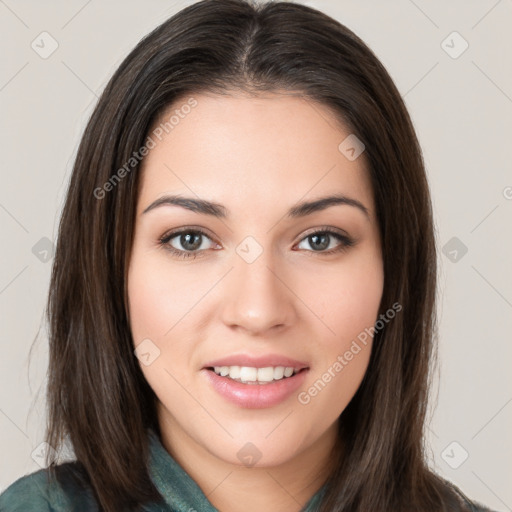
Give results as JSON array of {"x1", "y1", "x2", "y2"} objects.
[{"x1": 0, "y1": 0, "x2": 511, "y2": 510}]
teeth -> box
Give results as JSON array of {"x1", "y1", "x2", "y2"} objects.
[
  {"x1": 228, "y1": 366, "x2": 240, "y2": 379},
  {"x1": 273, "y1": 366, "x2": 284, "y2": 380},
  {"x1": 257, "y1": 367, "x2": 274, "y2": 382},
  {"x1": 240, "y1": 366, "x2": 257, "y2": 382},
  {"x1": 212, "y1": 365, "x2": 299, "y2": 383},
  {"x1": 283, "y1": 367, "x2": 294, "y2": 378}
]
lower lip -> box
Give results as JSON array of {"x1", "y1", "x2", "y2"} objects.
[{"x1": 202, "y1": 368, "x2": 309, "y2": 409}]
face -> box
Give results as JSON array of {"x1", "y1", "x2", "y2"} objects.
[{"x1": 127, "y1": 91, "x2": 384, "y2": 469}]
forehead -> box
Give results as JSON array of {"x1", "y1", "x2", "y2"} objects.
[{"x1": 137, "y1": 92, "x2": 374, "y2": 218}]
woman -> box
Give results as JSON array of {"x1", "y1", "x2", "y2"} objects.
[{"x1": 0, "y1": 0, "x2": 497, "y2": 511}]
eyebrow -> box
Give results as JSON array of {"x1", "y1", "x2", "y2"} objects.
[{"x1": 142, "y1": 193, "x2": 370, "y2": 220}]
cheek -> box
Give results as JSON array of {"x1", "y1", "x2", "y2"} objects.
[
  {"x1": 296, "y1": 342, "x2": 371, "y2": 441},
  {"x1": 304, "y1": 251, "x2": 384, "y2": 345},
  {"x1": 127, "y1": 252, "x2": 189, "y2": 394},
  {"x1": 127, "y1": 248, "x2": 220, "y2": 392},
  {"x1": 127, "y1": 253, "x2": 199, "y2": 406},
  {"x1": 127, "y1": 250, "x2": 205, "y2": 343},
  {"x1": 128, "y1": 271, "x2": 169, "y2": 347},
  {"x1": 296, "y1": 251, "x2": 382, "y2": 413}
]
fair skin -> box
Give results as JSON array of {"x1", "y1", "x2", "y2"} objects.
[{"x1": 127, "y1": 91, "x2": 384, "y2": 512}]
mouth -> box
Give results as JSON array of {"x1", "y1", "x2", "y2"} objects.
[
  {"x1": 201, "y1": 355, "x2": 310, "y2": 408},
  {"x1": 206, "y1": 365, "x2": 307, "y2": 385}
]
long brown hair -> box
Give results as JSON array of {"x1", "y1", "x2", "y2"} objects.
[{"x1": 42, "y1": 0, "x2": 465, "y2": 510}]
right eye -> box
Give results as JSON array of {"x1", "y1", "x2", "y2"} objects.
[{"x1": 159, "y1": 228, "x2": 219, "y2": 259}]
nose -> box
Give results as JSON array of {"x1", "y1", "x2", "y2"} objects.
[{"x1": 219, "y1": 248, "x2": 297, "y2": 336}]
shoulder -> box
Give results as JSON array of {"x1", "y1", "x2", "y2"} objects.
[
  {"x1": 0, "y1": 461, "x2": 99, "y2": 512},
  {"x1": 445, "y1": 479, "x2": 499, "y2": 512},
  {"x1": 0, "y1": 468, "x2": 52, "y2": 511},
  {"x1": 464, "y1": 498, "x2": 499, "y2": 512},
  {"x1": 463, "y1": 497, "x2": 500, "y2": 512}
]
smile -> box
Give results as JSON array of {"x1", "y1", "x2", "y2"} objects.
[{"x1": 210, "y1": 365, "x2": 300, "y2": 384}]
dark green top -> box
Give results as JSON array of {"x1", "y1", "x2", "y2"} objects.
[
  {"x1": 0, "y1": 428, "x2": 497, "y2": 511},
  {"x1": 0, "y1": 428, "x2": 326, "y2": 511}
]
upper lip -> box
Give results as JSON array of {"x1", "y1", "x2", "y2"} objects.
[{"x1": 203, "y1": 354, "x2": 309, "y2": 370}]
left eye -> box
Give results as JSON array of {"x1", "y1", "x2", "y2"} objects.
[{"x1": 296, "y1": 231, "x2": 352, "y2": 253}]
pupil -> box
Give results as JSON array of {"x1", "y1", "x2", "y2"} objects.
[
  {"x1": 310, "y1": 233, "x2": 329, "y2": 251},
  {"x1": 181, "y1": 232, "x2": 201, "y2": 250}
]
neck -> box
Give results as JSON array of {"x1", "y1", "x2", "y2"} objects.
[{"x1": 158, "y1": 414, "x2": 340, "y2": 512}]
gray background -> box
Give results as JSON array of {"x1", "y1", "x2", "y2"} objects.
[{"x1": 0, "y1": 0, "x2": 511, "y2": 509}]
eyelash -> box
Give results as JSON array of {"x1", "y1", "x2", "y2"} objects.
[{"x1": 158, "y1": 227, "x2": 355, "y2": 260}]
